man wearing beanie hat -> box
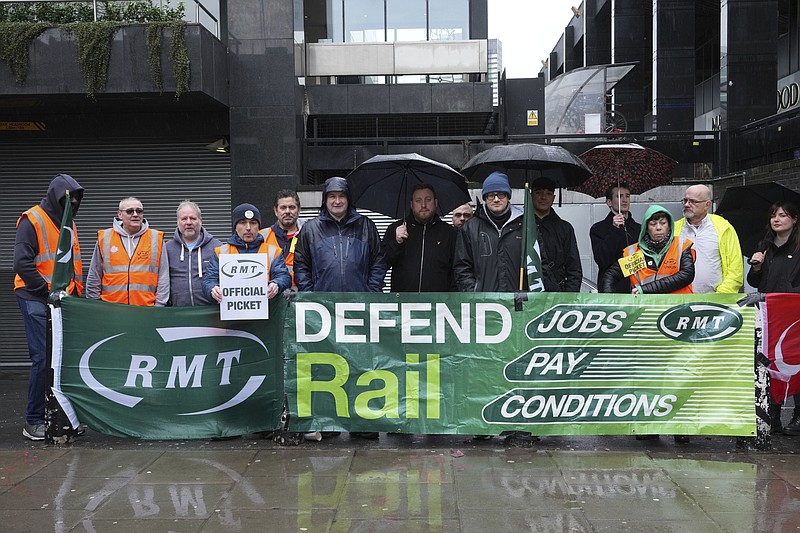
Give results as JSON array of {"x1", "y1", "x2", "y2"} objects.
[
  {"x1": 454, "y1": 171, "x2": 525, "y2": 292},
  {"x1": 531, "y1": 177, "x2": 582, "y2": 292},
  {"x1": 203, "y1": 203, "x2": 291, "y2": 304},
  {"x1": 294, "y1": 177, "x2": 385, "y2": 293},
  {"x1": 453, "y1": 171, "x2": 536, "y2": 446}
]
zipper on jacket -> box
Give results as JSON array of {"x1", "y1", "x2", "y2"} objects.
[{"x1": 418, "y1": 224, "x2": 427, "y2": 292}]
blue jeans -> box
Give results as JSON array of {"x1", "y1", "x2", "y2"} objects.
[{"x1": 16, "y1": 295, "x2": 47, "y2": 425}]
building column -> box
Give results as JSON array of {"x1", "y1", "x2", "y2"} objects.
[
  {"x1": 652, "y1": 0, "x2": 695, "y2": 131},
  {"x1": 227, "y1": 0, "x2": 301, "y2": 222},
  {"x1": 720, "y1": 0, "x2": 777, "y2": 131},
  {"x1": 612, "y1": 0, "x2": 651, "y2": 133}
]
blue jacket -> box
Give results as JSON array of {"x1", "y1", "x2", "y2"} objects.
[
  {"x1": 294, "y1": 208, "x2": 385, "y2": 292},
  {"x1": 202, "y1": 232, "x2": 292, "y2": 300}
]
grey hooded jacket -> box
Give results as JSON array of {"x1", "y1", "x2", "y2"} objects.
[{"x1": 164, "y1": 226, "x2": 222, "y2": 306}]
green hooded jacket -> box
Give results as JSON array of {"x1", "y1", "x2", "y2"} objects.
[{"x1": 638, "y1": 204, "x2": 674, "y2": 266}]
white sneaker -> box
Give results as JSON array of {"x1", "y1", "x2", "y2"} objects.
[{"x1": 23, "y1": 423, "x2": 45, "y2": 441}]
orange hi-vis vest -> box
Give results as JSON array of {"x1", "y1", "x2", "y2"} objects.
[
  {"x1": 14, "y1": 205, "x2": 83, "y2": 295},
  {"x1": 98, "y1": 228, "x2": 164, "y2": 306},
  {"x1": 260, "y1": 227, "x2": 297, "y2": 286},
  {"x1": 215, "y1": 241, "x2": 282, "y2": 281},
  {"x1": 623, "y1": 236, "x2": 695, "y2": 294}
]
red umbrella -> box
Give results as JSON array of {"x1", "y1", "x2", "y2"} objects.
[{"x1": 572, "y1": 143, "x2": 676, "y2": 198}]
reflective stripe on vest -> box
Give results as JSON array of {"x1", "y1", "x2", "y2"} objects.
[
  {"x1": 99, "y1": 228, "x2": 164, "y2": 305},
  {"x1": 260, "y1": 227, "x2": 294, "y2": 285},
  {"x1": 624, "y1": 236, "x2": 693, "y2": 294},
  {"x1": 13, "y1": 205, "x2": 83, "y2": 295}
]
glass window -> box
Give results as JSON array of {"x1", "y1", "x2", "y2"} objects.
[
  {"x1": 429, "y1": 0, "x2": 468, "y2": 40},
  {"x1": 344, "y1": 0, "x2": 385, "y2": 42},
  {"x1": 387, "y1": 0, "x2": 426, "y2": 42},
  {"x1": 330, "y1": 0, "x2": 344, "y2": 42}
]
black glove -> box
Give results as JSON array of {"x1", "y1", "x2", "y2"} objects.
[
  {"x1": 737, "y1": 292, "x2": 765, "y2": 307},
  {"x1": 281, "y1": 286, "x2": 298, "y2": 302}
]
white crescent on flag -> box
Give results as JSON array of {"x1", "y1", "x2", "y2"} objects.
[
  {"x1": 774, "y1": 319, "x2": 800, "y2": 376},
  {"x1": 56, "y1": 226, "x2": 74, "y2": 263}
]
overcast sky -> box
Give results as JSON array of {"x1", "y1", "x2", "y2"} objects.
[{"x1": 487, "y1": 0, "x2": 578, "y2": 79}]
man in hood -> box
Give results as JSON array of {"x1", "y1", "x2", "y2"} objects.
[
  {"x1": 203, "y1": 203, "x2": 291, "y2": 304},
  {"x1": 86, "y1": 197, "x2": 170, "y2": 306},
  {"x1": 13, "y1": 173, "x2": 84, "y2": 440},
  {"x1": 293, "y1": 176, "x2": 385, "y2": 292},
  {"x1": 164, "y1": 200, "x2": 221, "y2": 306},
  {"x1": 292, "y1": 177, "x2": 385, "y2": 440}
]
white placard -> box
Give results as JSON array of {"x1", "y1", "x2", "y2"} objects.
[{"x1": 218, "y1": 253, "x2": 269, "y2": 320}]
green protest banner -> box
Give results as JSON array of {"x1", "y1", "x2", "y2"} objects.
[
  {"x1": 54, "y1": 297, "x2": 285, "y2": 439},
  {"x1": 285, "y1": 292, "x2": 756, "y2": 436}
]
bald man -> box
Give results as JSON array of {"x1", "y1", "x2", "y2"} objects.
[{"x1": 674, "y1": 184, "x2": 743, "y2": 294}]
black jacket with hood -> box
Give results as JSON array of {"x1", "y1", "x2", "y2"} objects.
[
  {"x1": 382, "y1": 213, "x2": 456, "y2": 292},
  {"x1": 13, "y1": 174, "x2": 84, "y2": 303}
]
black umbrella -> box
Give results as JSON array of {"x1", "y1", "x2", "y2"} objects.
[
  {"x1": 461, "y1": 143, "x2": 592, "y2": 188},
  {"x1": 716, "y1": 182, "x2": 800, "y2": 256},
  {"x1": 346, "y1": 153, "x2": 471, "y2": 219}
]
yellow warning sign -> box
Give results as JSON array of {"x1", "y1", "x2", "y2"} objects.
[
  {"x1": 618, "y1": 250, "x2": 646, "y2": 278},
  {"x1": 527, "y1": 110, "x2": 539, "y2": 126},
  {"x1": 0, "y1": 121, "x2": 46, "y2": 131}
]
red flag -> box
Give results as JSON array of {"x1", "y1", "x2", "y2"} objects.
[{"x1": 763, "y1": 293, "x2": 800, "y2": 404}]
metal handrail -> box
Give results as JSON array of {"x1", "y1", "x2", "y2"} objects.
[{"x1": 0, "y1": 0, "x2": 219, "y2": 38}]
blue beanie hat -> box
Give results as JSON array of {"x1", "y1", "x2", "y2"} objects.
[
  {"x1": 231, "y1": 203, "x2": 261, "y2": 230},
  {"x1": 482, "y1": 171, "x2": 512, "y2": 200}
]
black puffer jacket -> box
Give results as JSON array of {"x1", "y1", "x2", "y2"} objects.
[
  {"x1": 602, "y1": 245, "x2": 695, "y2": 294},
  {"x1": 536, "y1": 209, "x2": 583, "y2": 292},
  {"x1": 382, "y1": 214, "x2": 456, "y2": 292},
  {"x1": 453, "y1": 204, "x2": 524, "y2": 292}
]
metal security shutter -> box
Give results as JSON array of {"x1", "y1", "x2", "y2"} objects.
[{"x1": 0, "y1": 139, "x2": 231, "y2": 366}]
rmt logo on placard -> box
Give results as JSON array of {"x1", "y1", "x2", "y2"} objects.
[
  {"x1": 657, "y1": 303, "x2": 743, "y2": 343},
  {"x1": 221, "y1": 259, "x2": 265, "y2": 279}
]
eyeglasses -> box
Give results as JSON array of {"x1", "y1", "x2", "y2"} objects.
[
  {"x1": 681, "y1": 198, "x2": 707, "y2": 206},
  {"x1": 486, "y1": 192, "x2": 508, "y2": 200},
  {"x1": 123, "y1": 208, "x2": 144, "y2": 215}
]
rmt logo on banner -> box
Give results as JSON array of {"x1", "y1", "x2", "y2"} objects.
[{"x1": 219, "y1": 255, "x2": 269, "y2": 320}]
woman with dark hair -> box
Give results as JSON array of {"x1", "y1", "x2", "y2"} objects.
[{"x1": 746, "y1": 201, "x2": 800, "y2": 435}]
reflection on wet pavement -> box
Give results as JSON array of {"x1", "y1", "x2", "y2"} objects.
[{"x1": 3, "y1": 445, "x2": 800, "y2": 532}]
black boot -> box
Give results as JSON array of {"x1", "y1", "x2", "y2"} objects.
[
  {"x1": 770, "y1": 402, "x2": 784, "y2": 434},
  {"x1": 784, "y1": 413, "x2": 800, "y2": 436}
]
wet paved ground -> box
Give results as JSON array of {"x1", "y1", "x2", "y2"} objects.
[{"x1": 2, "y1": 369, "x2": 800, "y2": 532}]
